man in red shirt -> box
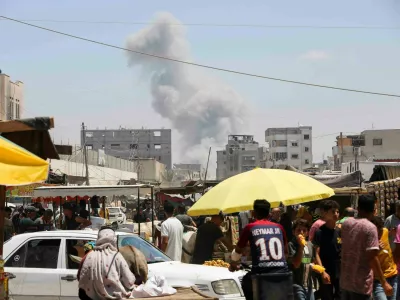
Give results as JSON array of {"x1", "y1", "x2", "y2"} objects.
[{"x1": 230, "y1": 199, "x2": 291, "y2": 300}]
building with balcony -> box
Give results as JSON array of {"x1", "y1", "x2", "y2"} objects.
[
  {"x1": 0, "y1": 71, "x2": 23, "y2": 121},
  {"x1": 265, "y1": 126, "x2": 313, "y2": 170}
]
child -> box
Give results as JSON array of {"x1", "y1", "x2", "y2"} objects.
[{"x1": 288, "y1": 218, "x2": 315, "y2": 300}]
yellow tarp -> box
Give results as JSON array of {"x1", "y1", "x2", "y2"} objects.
[
  {"x1": 0, "y1": 136, "x2": 49, "y2": 186},
  {"x1": 188, "y1": 168, "x2": 334, "y2": 216}
]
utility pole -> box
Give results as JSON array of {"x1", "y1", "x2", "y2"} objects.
[
  {"x1": 340, "y1": 132, "x2": 344, "y2": 170},
  {"x1": 354, "y1": 147, "x2": 359, "y2": 172},
  {"x1": 203, "y1": 147, "x2": 211, "y2": 195},
  {"x1": 82, "y1": 122, "x2": 90, "y2": 185}
]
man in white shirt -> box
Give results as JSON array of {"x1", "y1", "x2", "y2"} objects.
[{"x1": 161, "y1": 202, "x2": 183, "y2": 261}]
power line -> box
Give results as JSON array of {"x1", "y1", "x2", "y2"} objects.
[
  {"x1": 2, "y1": 15, "x2": 400, "y2": 98},
  {"x1": 1, "y1": 18, "x2": 399, "y2": 30}
]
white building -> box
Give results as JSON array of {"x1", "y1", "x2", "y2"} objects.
[
  {"x1": 0, "y1": 71, "x2": 24, "y2": 121},
  {"x1": 341, "y1": 161, "x2": 400, "y2": 181},
  {"x1": 216, "y1": 135, "x2": 260, "y2": 180},
  {"x1": 60, "y1": 146, "x2": 166, "y2": 184},
  {"x1": 265, "y1": 126, "x2": 313, "y2": 170},
  {"x1": 332, "y1": 129, "x2": 400, "y2": 170}
]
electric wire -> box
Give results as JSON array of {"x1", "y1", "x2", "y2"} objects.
[
  {"x1": 2, "y1": 15, "x2": 399, "y2": 98},
  {"x1": 1, "y1": 18, "x2": 399, "y2": 30}
]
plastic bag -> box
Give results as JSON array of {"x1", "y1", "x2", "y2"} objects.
[{"x1": 130, "y1": 275, "x2": 176, "y2": 298}]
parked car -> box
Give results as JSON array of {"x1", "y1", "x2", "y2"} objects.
[
  {"x1": 107, "y1": 206, "x2": 126, "y2": 225},
  {"x1": 4, "y1": 230, "x2": 245, "y2": 299}
]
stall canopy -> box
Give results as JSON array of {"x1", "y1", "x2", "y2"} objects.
[
  {"x1": 34, "y1": 184, "x2": 153, "y2": 198},
  {"x1": 0, "y1": 117, "x2": 59, "y2": 160},
  {"x1": 0, "y1": 136, "x2": 50, "y2": 186}
]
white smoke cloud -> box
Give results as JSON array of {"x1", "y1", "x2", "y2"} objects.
[{"x1": 125, "y1": 12, "x2": 248, "y2": 176}]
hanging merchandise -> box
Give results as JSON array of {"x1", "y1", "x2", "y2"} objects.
[{"x1": 367, "y1": 178, "x2": 400, "y2": 218}]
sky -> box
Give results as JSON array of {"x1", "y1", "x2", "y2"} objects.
[{"x1": 1, "y1": 0, "x2": 400, "y2": 175}]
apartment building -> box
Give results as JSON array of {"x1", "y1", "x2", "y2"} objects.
[
  {"x1": 81, "y1": 128, "x2": 172, "y2": 169},
  {"x1": 0, "y1": 71, "x2": 23, "y2": 120},
  {"x1": 265, "y1": 126, "x2": 313, "y2": 170},
  {"x1": 332, "y1": 129, "x2": 400, "y2": 170},
  {"x1": 216, "y1": 135, "x2": 260, "y2": 180}
]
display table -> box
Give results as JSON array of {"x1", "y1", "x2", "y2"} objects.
[{"x1": 130, "y1": 287, "x2": 217, "y2": 300}]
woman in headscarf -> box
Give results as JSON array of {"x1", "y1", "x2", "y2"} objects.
[{"x1": 78, "y1": 227, "x2": 136, "y2": 300}]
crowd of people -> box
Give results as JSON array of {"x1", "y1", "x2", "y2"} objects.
[
  {"x1": 223, "y1": 196, "x2": 400, "y2": 300},
  {"x1": 3, "y1": 201, "x2": 94, "y2": 239},
  {"x1": 7, "y1": 194, "x2": 400, "y2": 300}
]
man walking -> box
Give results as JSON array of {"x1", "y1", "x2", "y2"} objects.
[
  {"x1": 160, "y1": 201, "x2": 184, "y2": 261},
  {"x1": 341, "y1": 195, "x2": 393, "y2": 299}
]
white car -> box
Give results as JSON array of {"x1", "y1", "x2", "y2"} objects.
[
  {"x1": 107, "y1": 207, "x2": 126, "y2": 225},
  {"x1": 4, "y1": 230, "x2": 246, "y2": 299}
]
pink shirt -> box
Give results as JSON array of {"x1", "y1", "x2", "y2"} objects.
[
  {"x1": 309, "y1": 219, "x2": 325, "y2": 242},
  {"x1": 340, "y1": 217, "x2": 379, "y2": 295},
  {"x1": 393, "y1": 224, "x2": 400, "y2": 271}
]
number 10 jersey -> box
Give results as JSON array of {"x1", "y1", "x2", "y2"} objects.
[{"x1": 237, "y1": 219, "x2": 289, "y2": 274}]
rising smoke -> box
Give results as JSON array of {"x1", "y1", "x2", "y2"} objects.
[{"x1": 125, "y1": 13, "x2": 248, "y2": 173}]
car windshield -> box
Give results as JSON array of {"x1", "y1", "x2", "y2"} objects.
[
  {"x1": 117, "y1": 234, "x2": 171, "y2": 263},
  {"x1": 107, "y1": 208, "x2": 120, "y2": 213}
]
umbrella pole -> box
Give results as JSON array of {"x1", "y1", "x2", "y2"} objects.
[{"x1": 0, "y1": 185, "x2": 10, "y2": 300}]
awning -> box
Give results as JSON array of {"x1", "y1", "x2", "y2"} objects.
[
  {"x1": 0, "y1": 136, "x2": 50, "y2": 186},
  {"x1": 0, "y1": 117, "x2": 59, "y2": 160},
  {"x1": 34, "y1": 184, "x2": 153, "y2": 198}
]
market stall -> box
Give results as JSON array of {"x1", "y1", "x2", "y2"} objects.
[
  {"x1": 187, "y1": 168, "x2": 335, "y2": 264},
  {"x1": 0, "y1": 135, "x2": 50, "y2": 299},
  {"x1": 33, "y1": 184, "x2": 155, "y2": 237}
]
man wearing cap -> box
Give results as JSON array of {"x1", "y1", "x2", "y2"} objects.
[
  {"x1": 61, "y1": 203, "x2": 92, "y2": 230},
  {"x1": 19, "y1": 206, "x2": 39, "y2": 233}
]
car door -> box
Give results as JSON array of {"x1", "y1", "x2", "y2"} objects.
[
  {"x1": 5, "y1": 238, "x2": 62, "y2": 300},
  {"x1": 59, "y1": 238, "x2": 95, "y2": 300}
]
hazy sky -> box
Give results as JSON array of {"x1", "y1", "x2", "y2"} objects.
[{"x1": 1, "y1": 0, "x2": 400, "y2": 172}]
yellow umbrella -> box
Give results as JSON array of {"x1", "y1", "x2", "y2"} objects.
[
  {"x1": 0, "y1": 136, "x2": 49, "y2": 185},
  {"x1": 188, "y1": 168, "x2": 334, "y2": 216}
]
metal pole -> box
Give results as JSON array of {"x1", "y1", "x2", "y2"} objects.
[
  {"x1": 52, "y1": 200, "x2": 56, "y2": 226},
  {"x1": 203, "y1": 147, "x2": 211, "y2": 194},
  {"x1": 137, "y1": 187, "x2": 140, "y2": 235},
  {"x1": 340, "y1": 132, "x2": 344, "y2": 170},
  {"x1": 60, "y1": 197, "x2": 64, "y2": 229},
  {"x1": 0, "y1": 185, "x2": 10, "y2": 300},
  {"x1": 82, "y1": 122, "x2": 90, "y2": 186},
  {"x1": 102, "y1": 197, "x2": 106, "y2": 221},
  {"x1": 151, "y1": 186, "x2": 154, "y2": 244},
  {"x1": 0, "y1": 185, "x2": 6, "y2": 266},
  {"x1": 88, "y1": 198, "x2": 91, "y2": 221}
]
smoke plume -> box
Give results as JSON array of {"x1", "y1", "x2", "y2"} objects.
[{"x1": 125, "y1": 13, "x2": 248, "y2": 173}]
